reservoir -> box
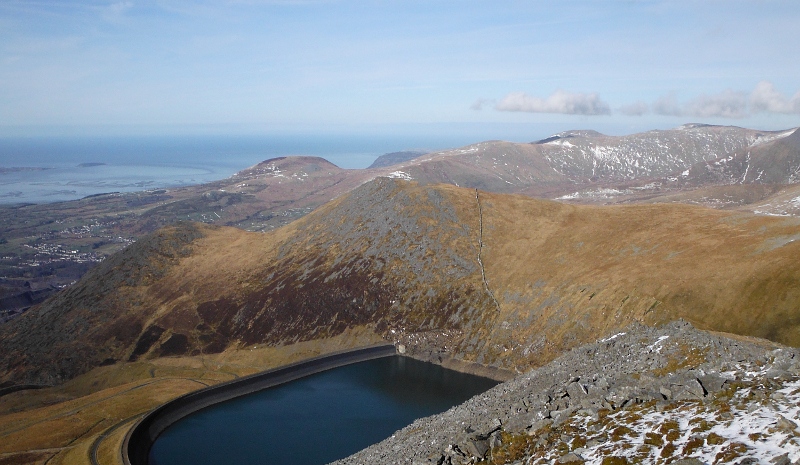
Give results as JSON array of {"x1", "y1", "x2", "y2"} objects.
[{"x1": 148, "y1": 356, "x2": 499, "y2": 465}]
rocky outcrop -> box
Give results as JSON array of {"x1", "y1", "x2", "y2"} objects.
[{"x1": 333, "y1": 321, "x2": 800, "y2": 465}]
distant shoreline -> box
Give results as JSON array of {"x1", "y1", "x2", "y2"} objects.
[
  {"x1": 0, "y1": 162, "x2": 231, "y2": 205},
  {"x1": 0, "y1": 167, "x2": 51, "y2": 174}
]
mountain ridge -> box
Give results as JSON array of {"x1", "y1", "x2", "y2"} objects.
[
  {"x1": 3, "y1": 178, "x2": 800, "y2": 386},
  {"x1": 3, "y1": 124, "x2": 798, "y2": 317},
  {"x1": 367, "y1": 150, "x2": 428, "y2": 169}
]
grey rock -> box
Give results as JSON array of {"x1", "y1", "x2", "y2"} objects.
[
  {"x1": 579, "y1": 398, "x2": 598, "y2": 409},
  {"x1": 526, "y1": 418, "x2": 553, "y2": 435},
  {"x1": 463, "y1": 438, "x2": 489, "y2": 459},
  {"x1": 489, "y1": 418, "x2": 502, "y2": 431},
  {"x1": 585, "y1": 437, "x2": 605, "y2": 447},
  {"x1": 776, "y1": 415, "x2": 799, "y2": 433},
  {"x1": 552, "y1": 406, "x2": 578, "y2": 427},
  {"x1": 556, "y1": 452, "x2": 585, "y2": 464},
  {"x1": 587, "y1": 384, "x2": 607, "y2": 396},
  {"x1": 566, "y1": 381, "x2": 588, "y2": 399},
  {"x1": 504, "y1": 410, "x2": 544, "y2": 433},
  {"x1": 766, "y1": 368, "x2": 791, "y2": 380},
  {"x1": 489, "y1": 430, "x2": 503, "y2": 449},
  {"x1": 771, "y1": 453, "x2": 791, "y2": 465},
  {"x1": 669, "y1": 377, "x2": 706, "y2": 400},
  {"x1": 331, "y1": 321, "x2": 800, "y2": 465},
  {"x1": 696, "y1": 372, "x2": 728, "y2": 393}
]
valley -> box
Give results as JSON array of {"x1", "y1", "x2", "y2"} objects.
[{"x1": 1, "y1": 124, "x2": 800, "y2": 465}]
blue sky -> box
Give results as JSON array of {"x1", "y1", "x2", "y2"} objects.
[{"x1": 1, "y1": 0, "x2": 799, "y2": 139}]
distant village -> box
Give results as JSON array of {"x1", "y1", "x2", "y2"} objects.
[{"x1": 0, "y1": 217, "x2": 137, "y2": 323}]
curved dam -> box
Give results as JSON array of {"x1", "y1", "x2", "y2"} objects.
[{"x1": 124, "y1": 344, "x2": 398, "y2": 465}]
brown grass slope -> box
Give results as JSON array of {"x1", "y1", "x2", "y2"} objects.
[
  {"x1": 477, "y1": 190, "x2": 800, "y2": 371},
  {"x1": 2, "y1": 178, "x2": 800, "y2": 386}
]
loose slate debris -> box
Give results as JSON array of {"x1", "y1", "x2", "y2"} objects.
[{"x1": 333, "y1": 321, "x2": 800, "y2": 465}]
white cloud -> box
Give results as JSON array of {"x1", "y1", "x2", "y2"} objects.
[
  {"x1": 618, "y1": 101, "x2": 648, "y2": 116},
  {"x1": 492, "y1": 83, "x2": 800, "y2": 120},
  {"x1": 470, "y1": 98, "x2": 493, "y2": 111},
  {"x1": 685, "y1": 90, "x2": 749, "y2": 119},
  {"x1": 495, "y1": 90, "x2": 611, "y2": 115},
  {"x1": 653, "y1": 93, "x2": 684, "y2": 117},
  {"x1": 750, "y1": 81, "x2": 800, "y2": 114},
  {"x1": 653, "y1": 90, "x2": 748, "y2": 118}
]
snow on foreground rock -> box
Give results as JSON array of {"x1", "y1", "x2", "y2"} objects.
[{"x1": 332, "y1": 321, "x2": 800, "y2": 465}]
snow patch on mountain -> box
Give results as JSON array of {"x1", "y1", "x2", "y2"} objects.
[
  {"x1": 749, "y1": 128, "x2": 798, "y2": 147},
  {"x1": 386, "y1": 171, "x2": 413, "y2": 181}
]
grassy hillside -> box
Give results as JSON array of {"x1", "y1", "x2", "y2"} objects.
[
  {"x1": 3, "y1": 178, "x2": 799, "y2": 387},
  {"x1": 476, "y1": 189, "x2": 800, "y2": 371}
]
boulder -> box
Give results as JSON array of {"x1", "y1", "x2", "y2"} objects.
[
  {"x1": 566, "y1": 381, "x2": 588, "y2": 399},
  {"x1": 504, "y1": 409, "x2": 547, "y2": 433},
  {"x1": 463, "y1": 438, "x2": 489, "y2": 459},
  {"x1": 696, "y1": 372, "x2": 728, "y2": 393},
  {"x1": 775, "y1": 415, "x2": 799, "y2": 434},
  {"x1": 556, "y1": 452, "x2": 585, "y2": 464}
]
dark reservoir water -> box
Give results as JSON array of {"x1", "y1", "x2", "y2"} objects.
[{"x1": 149, "y1": 356, "x2": 499, "y2": 465}]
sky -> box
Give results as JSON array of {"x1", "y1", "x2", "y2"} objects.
[{"x1": 1, "y1": 0, "x2": 799, "y2": 139}]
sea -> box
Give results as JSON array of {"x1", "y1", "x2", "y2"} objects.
[{"x1": 0, "y1": 133, "x2": 480, "y2": 205}]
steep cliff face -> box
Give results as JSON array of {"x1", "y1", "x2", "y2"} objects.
[{"x1": 2, "y1": 178, "x2": 800, "y2": 386}]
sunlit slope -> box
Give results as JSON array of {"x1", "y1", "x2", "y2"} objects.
[
  {"x1": 475, "y1": 190, "x2": 800, "y2": 370},
  {"x1": 2, "y1": 178, "x2": 799, "y2": 385},
  {"x1": 394, "y1": 125, "x2": 782, "y2": 194}
]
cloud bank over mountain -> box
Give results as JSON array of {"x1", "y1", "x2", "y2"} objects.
[
  {"x1": 487, "y1": 81, "x2": 800, "y2": 119},
  {"x1": 751, "y1": 81, "x2": 800, "y2": 114},
  {"x1": 494, "y1": 90, "x2": 611, "y2": 116}
]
